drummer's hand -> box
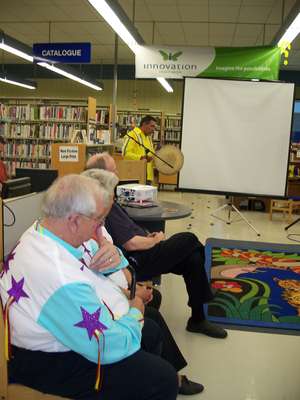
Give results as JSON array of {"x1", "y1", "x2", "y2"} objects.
[{"x1": 140, "y1": 155, "x2": 153, "y2": 162}]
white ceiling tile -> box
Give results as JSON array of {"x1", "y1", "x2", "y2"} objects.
[
  {"x1": 182, "y1": 23, "x2": 209, "y2": 46},
  {"x1": 263, "y1": 24, "x2": 281, "y2": 44},
  {"x1": 264, "y1": 1, "x2": 284, "y2": 24},
  {"x1": 177, "y1": 5, "x2": 209, "y2": 21},
  {"x1": 233, "y1": 23, "x2": 264, "y2": 39},
  {"x1": 239, "y1": 5, "x2": 276, "y2": 24},
  {"x1": 144, "y1": 3, "x2": 181, "y2": 21},
  {"x1": 80, "y1": 22, "x2": 116, "y2": 45},
  {"x1": 156, "y1": 22, "x2": 186, "y2": 45},
  {"x1": 209, "y1": 5, "x2": 243, "y2": 23},
  {"x1": 177, "y1": 0, "x2": 208, "y2": 5},
  {"x1": 284, "y1": 0, "x2": 297, "y2": 19},
  {"x1": 134, "y1": 0, "x2": 152, "y2": 22},
  {"x1": 210, "y1": 0, "x2": 243, "y2": 4},
  {"x1": 209, "y1": 22, "x2": 236, "y2": 46},
  {"x1": 135, "y1": 22, "x2": 155, "y2": 44},
  {"x1": 119, "y1": 0, "x2": 134, "y2": 21}
]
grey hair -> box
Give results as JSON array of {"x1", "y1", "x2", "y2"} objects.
[
  {"x1": 42, "y1": 174, "x2": 111, "y2": 218},
  {"x1": 81, "y1": 168, "x2": 118, "y2": 195},
  {"x1": 86, "y1": 152, "x2": 110, "y2": 170}
]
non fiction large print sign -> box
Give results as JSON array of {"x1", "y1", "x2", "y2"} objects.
[
  {"x1": 59, "y1": 146, "x2": 79, "y2": 162},
  {"x1": 135, "y1": 45, "x2": 281, "y2": 80},
  {"x1": 33, "y1": 42, "x2": 91, "y2": 63}
]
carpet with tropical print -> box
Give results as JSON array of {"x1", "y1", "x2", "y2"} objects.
[{"x1": 205, "y1": 238, "x2": 300, "y2": 331}]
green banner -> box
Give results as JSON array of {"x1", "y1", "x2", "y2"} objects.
[{"x1": 199, "y1": 46, "x2": 281, "y2": 80}]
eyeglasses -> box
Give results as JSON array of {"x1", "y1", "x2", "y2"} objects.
[{"x1": 79, "y1": 213, "x2": 106, "y2": 226}]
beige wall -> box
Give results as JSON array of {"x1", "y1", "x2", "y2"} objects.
[
  {"x1": 2, "y1": 78, "x2": 299, "y2": 113},
  {"x1": 0, "y1": 79, "x2": 184, "y2": 114}
]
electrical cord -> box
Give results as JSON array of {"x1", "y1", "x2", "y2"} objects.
[
  {"x1": 286, "y1": 233, "x2": 300, "y2": 243},
  {"x1": 3, "y1": 203, "x2": 16, "y2": 227}
]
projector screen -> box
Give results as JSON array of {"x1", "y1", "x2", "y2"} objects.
[{"x1": 179, "y1": 78, "x2": 294, "y2": 197}]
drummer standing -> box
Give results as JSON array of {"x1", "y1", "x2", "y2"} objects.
[{"x1": 122, "y1": 115, "x2": 156, "y2": 183}]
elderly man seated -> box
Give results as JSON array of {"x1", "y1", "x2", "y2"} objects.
[
  {"x1": 86, "y1": 153, "x2": 227, "y2": 339},
  {"x1": 0, "y1": 174, "x2": 178, "y2": 400}
]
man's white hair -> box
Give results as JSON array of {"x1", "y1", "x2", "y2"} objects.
[
  {"x1": 81, "y1": 169, "x2": 118, "y2": 195},
  {"x1": 42, "y1": 174, "x2": 110, "y2": 218}
]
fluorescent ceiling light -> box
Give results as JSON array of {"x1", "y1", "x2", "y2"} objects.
[
  {"x1": 87, "y1": 0, "x2": 139, "y2": 53},
  {"x1": 87, "y1": 0, "x2": 173, "y2": 93},
  {"x1": 38, "y1": 62, "x2": 103, "y2": 91},
  {"x1": 0, "y1": 32, "x2": 33, "y2": 62},
  {"x1": 0, "y1": 74, "x2": 36, "y2": 90},
  {"x1": 277, "y1": 12, "x2": 300, "y2": 47},
  {"x1": 157, "y1": 77, "x2": 173, "y2": 93},
  {"x1": 0, "y1": 42, "x2": 34, "y2": 62}
]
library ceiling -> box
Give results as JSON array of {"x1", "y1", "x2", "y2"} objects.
[{"x1": 0, "y1": 0, "x2": 300, "y2": 69}]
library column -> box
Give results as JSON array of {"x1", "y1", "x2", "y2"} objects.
[{"x1": 111, "y1": 34, "x2": 118, "y2": 143}]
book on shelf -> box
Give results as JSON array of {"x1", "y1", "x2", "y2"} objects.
[
  {"x1": 4, "y1": 142, "x2": 51, "y2": 159},
  {"x1": 96, "y1": 109, "x2": 109, "y2": 125},
  {"x1": 39, "y1": 106, "x2": 86, "y2": 121},
  {"x1": 5, "y1": 160, "x2": 49, "y2": 177},
  {"x1": 165, "y1": 117, "x2": 181, "y2": 129}
]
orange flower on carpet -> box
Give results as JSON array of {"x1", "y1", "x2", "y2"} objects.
[{"x1": 212, "y1": 280, "x2": 243, "y2": 293}]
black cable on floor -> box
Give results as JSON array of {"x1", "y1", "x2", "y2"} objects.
[{"x1": 286, "y1": 233, "x2": 300, "y2": 243}]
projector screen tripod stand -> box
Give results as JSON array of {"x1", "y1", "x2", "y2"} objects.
[
  {"x1": 210, "y1": 196, "x2": 261, "y2": 236},
  {"x1": 285, "y1": 217, "x2": 300, "y2": 231}
]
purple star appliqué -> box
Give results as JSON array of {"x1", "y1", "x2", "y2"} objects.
[
  {"x1": 7, "y1": 276, "x2": 29, "y2": 303},
  {"x1": 2, "y1": 241, "x2": 19, "y2": 275},
  {"x1": 74, "y1": 306, "x2": 107, "y2": 340}
]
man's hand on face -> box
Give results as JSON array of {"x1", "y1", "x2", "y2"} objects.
[
  {"x1": 89, "y1": 237, "x2": 121, "y2": 271},
  {"x1": 129, "y1": 295, "x2": 145, "y2": 314}
]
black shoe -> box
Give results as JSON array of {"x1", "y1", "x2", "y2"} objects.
[
  {"x1": 178, "y1": 375, "x2": 204, "y2": 395},
  {"x1": 186, "y1": 319, "x2": 228, "y2": 339}
]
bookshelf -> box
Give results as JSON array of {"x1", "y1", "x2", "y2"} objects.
[
  {"x1": 0, "y1": 100, "x2": 183, "y2": 183},
  {"x1": 0, "y1": 100, "x2": 89, "y2": 175},
  {"x1": 158, "y1": 113, "x2": 182, "y2": 187},
  {"x1": 162, "y1": 113, "x2": 182, "y2": 146},
  {"x1": 116, "y1": 110, "x2": 163, "y2": 145}
]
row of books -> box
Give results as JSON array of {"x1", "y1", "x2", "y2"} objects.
[
  {"x1": 96, "y1": 109, "x2": 109, "y2": 124},
  {"x1": 165, "y1": 118, "x2": 181, "y2": 128},
  {"x1": 164, "y1": 131, "x2": 181, "y2": 141},
  {"x1": 4, "y1": 143, "x2": 51, "y2": 159},
  {"x1": 117, "y1": 113, "x2": 161, "y2": 127},
  {"x1": 1, "y1": 123, "x2": 77, "y2": 140},
  {"x1": 0, "y1": 104, "x2": 38, "y2": 120},
  {"x1": 5, "y1": 160, "x2": 49, "y2": 177},
  {"x1": 0, "y1": 104, "x2": 87, "y2": 122}
]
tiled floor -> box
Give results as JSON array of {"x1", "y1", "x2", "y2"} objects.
[{"x1": 157, "y1": 191, "x2": 300, "y2": 400}]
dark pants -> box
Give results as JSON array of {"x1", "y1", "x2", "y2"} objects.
[
  {"x1": 144, "y1": 307, "x2": 187, "y2": 372},
  {"x1": 128, "y1": 232, "x2": 214, "y2": 316},
  {"x1": 9, "y1": 345, "x2": 178, "y2": 400}
]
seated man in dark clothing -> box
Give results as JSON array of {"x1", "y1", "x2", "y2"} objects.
[{"x1": 86, "y1": 154, "x2": 227, "y2": 339}]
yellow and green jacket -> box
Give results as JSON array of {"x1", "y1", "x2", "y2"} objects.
[{"x1": 122, "y1": 127, "x2": 154, "y2": 182}]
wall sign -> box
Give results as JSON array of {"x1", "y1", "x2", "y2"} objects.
[
  {"x1": 135, "y1": 45, "x2": 281, "y2": 80},
  {"x1": 33, "y1": 43, "x2": 91, "y2": 63},
  {"x1": 59, "y1": 146, "x2": 79, "y2": 162}
]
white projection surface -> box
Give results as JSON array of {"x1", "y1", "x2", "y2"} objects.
[{"x1": 179, "y1": 78, "x2": 294, "y2": 197}]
